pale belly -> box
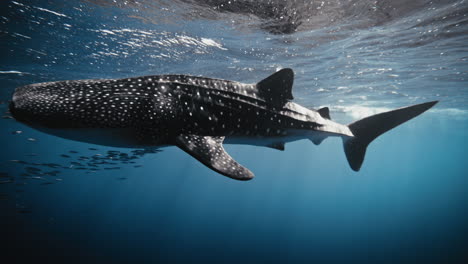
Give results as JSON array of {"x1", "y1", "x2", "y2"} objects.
[
  {"x1": 28, "y1": 125, "x2": 345, "y2": 149},
  {"x1": 31, "y1": 126, "x2": 151, "y2": 148},
  {"x1": 224, "y1": 129, "x2": 339, "y2": 147}
]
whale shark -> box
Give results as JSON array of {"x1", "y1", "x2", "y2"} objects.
[{"x1": 9, "y1": 68, "x2": 437, "y2": 180}]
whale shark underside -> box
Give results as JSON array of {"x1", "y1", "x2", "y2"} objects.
[{"x1": 9, "y1": 69, "x2": 437, "y2": 180}]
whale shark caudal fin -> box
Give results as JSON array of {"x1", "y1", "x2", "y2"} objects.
[
  {"x1": 175, "y1": 134, "x2": 254, "y2": 180},
  {"x1": 343, "y1": 101, "x2": 438, "y2": 171}
]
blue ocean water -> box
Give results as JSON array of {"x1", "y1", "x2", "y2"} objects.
[{"x1": 1, "y1": 0, "x2": 468, "y2": 263}]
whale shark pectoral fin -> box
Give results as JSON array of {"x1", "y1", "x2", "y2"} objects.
[
  {"x1": 256, "y1": 68, "x2": 294, "y2": 105},
  {"x1": 175, "y1": 134, "x2": 254, "y2": 181}
]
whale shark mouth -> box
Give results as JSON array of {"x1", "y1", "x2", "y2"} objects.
[
  {"x1": 9, "y1": 100, "x2": 82, "y2": 129},
  {"x1": 9, "y1": 101, "x2": 30, "y2": 124}
]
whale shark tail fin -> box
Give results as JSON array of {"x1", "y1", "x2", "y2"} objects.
[{"x1": 343, "y1": 101, "x2": 438, "y2": 171}]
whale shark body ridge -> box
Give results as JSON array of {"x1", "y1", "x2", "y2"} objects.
[{"x1": 10, "y1": 69, "x2": 437, "y2": 180}]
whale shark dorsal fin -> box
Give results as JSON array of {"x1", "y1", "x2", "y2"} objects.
[
  {"x1": 256, "y1": 68, "x2": 294, "y2": 105},
  {"x1": 318, "y1": 107, "x2": 331, "y2": 119},
  {"x1": 175, "y1": 134, "x2": 254, "y2": 181}
]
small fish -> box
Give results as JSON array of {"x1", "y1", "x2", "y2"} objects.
[
  {"x1": 0, "y1": 180, "x2": 13, "y2": 184},
  {"x1": 104, "y1": 167, "x2": 118, "y2": 170},
  {"x1": 44, "y1": 170, "x2": 59, "y2": 176},
  {"x1": 43, "y1": 163, "x2": 61, "y2": 168},
  {"x1": 25, "y1": 167, "x2": 42, "y2": 172}
]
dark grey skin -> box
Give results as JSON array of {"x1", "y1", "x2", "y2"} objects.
[{"x1": 10, "y1": 68, "x2": 437, "y2": 180}]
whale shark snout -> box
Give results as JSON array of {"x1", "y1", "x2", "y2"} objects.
[
  {"x1": 10, "y1": 89, "x2": 77, "y2": 129},
  {"x1": 9, "y1": 100, "x2": 32, "y2": 125},
  {"x1": 10, "y1": 86, "x2": 47, "y2": 126},
  {"x1": 10, "y1": 100, "x2": 47, "y2": 128}
]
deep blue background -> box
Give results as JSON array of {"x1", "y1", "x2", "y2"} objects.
[{"x1": 1, "y1": 0, "x2": 468, "y2": 263}]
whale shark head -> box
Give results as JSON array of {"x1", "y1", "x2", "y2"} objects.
[
  {"x1": 9, "y1": 83, "x2": 146, "y2": 147},
  {"x1": 9, "y1": 79, "x2": 154, "y2": 130},
  {"x1": 10, "y1": 84, "x2": 75, "y2": 128}
]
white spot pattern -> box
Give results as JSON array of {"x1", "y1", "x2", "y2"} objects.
[{"x1": 10, "y1": 70, "x2": 325, "y2": 180}]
